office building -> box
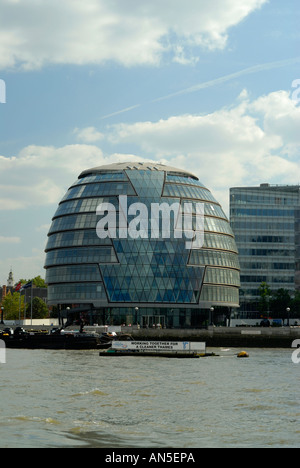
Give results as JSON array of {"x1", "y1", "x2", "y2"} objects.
[{"x1": 230, "y1": 183, "x2": 300, "y2": 315}]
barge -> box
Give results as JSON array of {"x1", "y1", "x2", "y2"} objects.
[
  {"x1": 99, "y1": 340, "x2": 214, "y2": 358},
  {"x1": 0, "y1": 327, "x2": 135, "y2": 351},
  {"x1": 0, "y1": 327, "x2": 99, "y2": 350}
]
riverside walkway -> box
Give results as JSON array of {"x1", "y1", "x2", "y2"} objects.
[{"x1": 124, "y1": 326, "x2": 300, "y2": 348}]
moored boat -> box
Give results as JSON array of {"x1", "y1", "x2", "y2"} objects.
[
  {"x1": 0, "y1": 326, "x2": 99, "y2": 350},
  {"x1": 98, "y1": 332, "x2": 134, "y2": 349}
]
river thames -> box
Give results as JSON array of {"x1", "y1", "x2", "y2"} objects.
[{"x1": 0, "y1": 347, "x2": 299, "y2": 448}]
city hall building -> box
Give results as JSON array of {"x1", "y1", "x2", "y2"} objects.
[{"x1": 45, "y1": 162, "x2": 240, "y2": 328}]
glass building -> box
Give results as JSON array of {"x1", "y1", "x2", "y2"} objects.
[
  {"x1": 45, "y1": 162, "x2": 240, "y2": 328},
  {"x1": 295, "y1": 207, "x2": 300, "y2": 293},
  {"x1": 230, "y1": 183, "x2": 300, "y2": 316}
]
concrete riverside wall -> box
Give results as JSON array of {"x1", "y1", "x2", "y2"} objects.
[
  {"x1": 127, "y1": 327, "x2": 300, "y2": 348},
  {"x1": 2, "y1": 319, "x2": 59, "y2": 327},
  {"x1": 2, "y1": 323, "x2": 300, "y2": 348}
]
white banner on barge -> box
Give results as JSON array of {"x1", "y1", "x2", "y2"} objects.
[{"x1": 112, "y1": 341, "x2": 206, "y2": 353}]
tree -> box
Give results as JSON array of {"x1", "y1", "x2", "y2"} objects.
[
  {"x1": 17, "y1": 276, "x2": 47, "y2": 288},
  {"x1": 292, "y1": 291, "x2": 300, "y2": 317},
  {"x1": 32, "y1": 276, "x2": 47, "y2": 288},
  {"x1": 270, "y1": 289, "x2": 292, "y2": 319},
  {"x1": 2, "y1": 292, "x2": 24, "y2": 320},
  {"x1": 26, "y1": 297, "x2": 49, "y2": 319},
  {"x1": 258, "y1": 282, "x2": 271, "y2": 315}
]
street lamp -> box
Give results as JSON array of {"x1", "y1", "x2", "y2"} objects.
[
  {"x1": 209, "y1": 307, "x2": 214, "y2": 326},
  {"x1": 1, "y1": 306, "x2": 4, "y2": 325},
  {"x1": 61, "y1": 306, "x2": 70, "y2": 328},
  {"x1": 286, "y1": 307, "x2": 291, "y2": 327},
  {"x1": 134, "y1": 307, "x2": 139, "y2": 326}
]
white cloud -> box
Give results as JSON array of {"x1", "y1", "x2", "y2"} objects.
[
  {"x1": 35, "y1": 224, "x2": 51, "y2": 232},
  {"x1": 73, "y1": 127, "x2": 104, "y2": 143},
  {"x1": 1, "y1": 89, "x2": 299, "y2": 216},
  {"x1": 0, "y1": 144, "x2": 149, "y2": 211},
  {"x1": 107, "y1": 89, "x2": 300, "y2": 212},
  {"x1": 248, "y1": 90, "x2": 300, "y2": 156},
  {"x1": 0, "y1": 252, "x2": 46, "y2": 285},
  {"x1": 0, "y1": 144, "x2": 106, "y2": 210},
  {"x1": 0, "y1": 236, "x2": 21, "y2": 244},
  {"x1": 0, "y1": 0, "x2": 267, "y2": 70}
]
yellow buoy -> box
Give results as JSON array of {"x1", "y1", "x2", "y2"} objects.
[{"x1": 237, "y1": 351, "x2": 249, "y2": 358}]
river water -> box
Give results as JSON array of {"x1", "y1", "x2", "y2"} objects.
[{"x1": 0, "y1": 347, "x2": 299, "y2": 448}]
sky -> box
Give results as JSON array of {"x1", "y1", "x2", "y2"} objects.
[{"x1": 0, "y1": 0, "x2": 299, "y2": 285}]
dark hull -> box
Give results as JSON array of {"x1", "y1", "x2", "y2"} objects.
[
  {"x1": 99, "y1": 350, "x2": 203, "y2": 358},
  {"x1": 3, "y1": 334, "x2": 99, "y2": 350}
]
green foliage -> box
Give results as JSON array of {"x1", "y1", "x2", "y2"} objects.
[
  {"x1": 258, "y1": 282, "x2": 271, "y2": 314},
  {"x1": 291, "y1": 291, "x2": 300, "y2": 315},
  {"x1": 17, "y1": 276, "x2": 47, "y2": 288},
  {"x1": 270, "y1": 289, "x2": 292, "y2": 318},
  {"x1": 257, "y1": 283, "x2": 300, "y2": 319},
  {"x1": 2, "y1": 292, "x2": 24, "y2": 320},
  {"x1": 32, "y1": 276, "x2": 47, "y2": 288},
  {"x1": 26, "y1": 297, "x2": 49, "y2": 319}
]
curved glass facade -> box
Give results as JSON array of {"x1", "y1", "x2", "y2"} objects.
[{"x1": 45, "y1": 162, "x2": 240, "y2": 327}]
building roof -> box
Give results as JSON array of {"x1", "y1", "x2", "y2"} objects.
[
  {"x1": 79, "y1": 161, "x2": 198, "y2": 180},
  {"x1": 231, "y1": 184, "x2": 300, "y2": 192}
]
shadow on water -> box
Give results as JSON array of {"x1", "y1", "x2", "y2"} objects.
[{"x1": 62, "y1": 429, "x2": 165, "y2": 449}]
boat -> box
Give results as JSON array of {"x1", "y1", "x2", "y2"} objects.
[
  {"x1": 99, "y1": 349, "x2": 203, "y2": 358},
  {"x1": 0, "y1": 326, "x2": 100, "y2": 350},
  {"x1": 99, "y1": 340, "x2": 214, "y2": 358},
  {"x1": 98, "y1": 332, "x2": 134, "y2": 349}
]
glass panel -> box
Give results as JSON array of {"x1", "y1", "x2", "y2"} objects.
[
  {"x1": 163, "y1": 183, "x2": 218, "y2": 203},
  {"x1": 45, "y1": 247, "x2": 118, "y2": 267},
  {"x1": 126, "y1": 170, "x2": 165, "y2": 198},
  {"x1": 189, "y1": 249, "x2": 240, "y2": 269},
  {"x1": 204, "y1": 267, "x2": 240, "y2": 286},
  {"x1": 48, "y1": 283, "x2": 106, "y2": 301},
  {"x1": 46, "y1": 230, "x2": 112, "y2": 250},
  {"x1": 203, "y1": 233, "x2": 238, "y2": 252},
  {"x1": 49, "y1": 213, "x2": 99, "y2": 233},
  {"x1": 200, "y1": 285, "x2": 239, "y2": 305},
  {"x1": 46, "y1": 265, "x2": 102, "y2": 283},
  {"x1": 204, "y1": 217, "x2": 234, "y2": 236},
  {"x1": 70, "y1": 172, "x2": 126, "y2": 188},
  {"x1": 54, "y1": 197, "x2": 119, "y2": 217},
  {"x1": 61, "y1": 181, "x2": 135, "y2": 202}
]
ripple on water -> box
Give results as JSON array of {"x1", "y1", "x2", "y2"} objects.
[
  {"x1": 0, "y1": 348, "x2": 298, "y2": 448},
  {"x1": 70, "y1": 389, "x2": 109, "y2": 398}
]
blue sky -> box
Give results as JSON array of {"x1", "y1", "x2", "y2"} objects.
[{"x1": 0, "y1": 0, "x2": 299, "y2": 285}]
